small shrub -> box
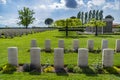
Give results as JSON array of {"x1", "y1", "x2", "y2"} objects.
[
  {"x1": 43, "y1": 66, "x2": 55, "y2": 73},
  {"x1": 2, "y1": 64, "x2": 16, "y2": 74},
  {"x1": 73, "y1": 66, "x2": 82, "y2": 73},
  {"x1": 67, "y1": 64, "x2": 75, "y2": 72},
  {"x1": 92, "y1": 62, "x2": 104, "y2": 74},
  {"x1": 23, "y1": 63, "x2": 30, "y2": 72},
  {"x1": 81, "y1": 67, "x2": 95, "y2": 74}
]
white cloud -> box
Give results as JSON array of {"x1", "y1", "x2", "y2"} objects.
[
  {"x1": 0, "y1": 18, "x2": 18, "y2": 27},
  {"x1": 91, "y1": 0, "x2": 105, "y2": 6},
  {"x1": 33, "y1": 0, "x2": 85, "y2": 10},
  {"x1": 87, "y1": 0, "x2": 105, "y2": 9},
  {"x1": 49, "y1": 2, "x2": 66, "y2": 9},
  {"x1": 34, "y1": 5, "x2": 47, "y2": 10},
  {"x1": 76, "y1": 0, "x2": 84, "y2": 6},
  {"x1": 103, "y1": 0, "x2": 120, "y2": 10},
  {"x1": 0, "y1": 0, "x2": 6, "y2": 4},
  {"x1": 31, "y1": 18, "x2": 46, "y2": 27},
  {"x1": 0, "y1": 16, "x2": 3, "y2": 19},
  {"x1": 87, "y1": 1, "x2": 93, "y2": 9},
  {"x1": 103, "y1": 3, "x2": 114, "y2": 10}
]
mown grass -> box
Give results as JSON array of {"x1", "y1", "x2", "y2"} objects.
[
  {"x1": 0, "y1": 72, "x2": 120, "y2": 80},
  {"x1": 0, "y1": 30, "x2": 120, "y2": 79}
]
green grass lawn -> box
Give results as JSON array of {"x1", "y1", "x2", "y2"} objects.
[{"x1": 0, "y1": 30, "x2": 120, "y2": 80}]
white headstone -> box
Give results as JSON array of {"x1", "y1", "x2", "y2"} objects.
[
  {"x1": 30, "y1": 47, "x2": 41, "y2": 68},
  {"x1": 58, "y1": 39, "x2": 64, "y2": 48},
  {"x1": 87, "y1": 40, "x2": 94, "y2": 51},
  {"x1": 31, "y1": 39, "x2": 37, "y2": 47},
  {"x1": 8, "y1": 47, "x2": 18, "y2": 66},
  {"x1": 45, "y1": 39, "x2": 51, "y2": 52},
  {"x1": 73, "y1": 39, "x2": 79, "y2": 51},
  {"x1": 102, "y1": 49, "x2": 114, "y2": 67},
  {"x1": 78, "y1": 48, "x2": 88, "y2": 67},
  {"x1": 116, "y1": 39, "x2": 120, "y2": 52},
  {"x1": 102, "y1": 39, "x2": 108, "y2": 50},
  {"x1": 54, "y1": 48, "x2": 64, "y2": 69}
]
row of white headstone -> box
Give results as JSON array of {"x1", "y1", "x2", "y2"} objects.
[
  {"x1": 8, "y1": 47, "x2": 114, "y2": 69},
  {"x1": 31, "y1": 39, "x2": 120, "y2": 52}
]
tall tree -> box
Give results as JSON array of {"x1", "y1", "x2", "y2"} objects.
[
  {"x1": 92, "y1": 10, "x2": 96, "y2": 19},
  {"x1": 99, "y1": 10, "x2": 103, "y2": 20},
  {"x1": 45, "y1": 18, "x2": 54, "y2": 27},
  {"x1": 81, "y1": 12, "x2": 84, "y2": 25},
  {"x1": 85, "y1": 12, "x2": 88, "y2": 24},
  {"x1": 96, "y1": 10, "x2": 99, "y2": 20},
  {"x1": 88, "y1": 10, "x2": 92, "y2": 21},
  {"x1": 18, "y1": 7, "x2": 35, "y2": 29},
  {"x1": 77, "y1": 11, "x2": 81, "y2": 19}
]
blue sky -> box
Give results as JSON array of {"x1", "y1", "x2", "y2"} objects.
[{"x1": 0, "y1": 0, "x2": 120, "y2": 27}]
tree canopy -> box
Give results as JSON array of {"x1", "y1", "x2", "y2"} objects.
[
  {"x1": 18, "y1": 7, "x2": 35, "y2": 29},
  {"x1": 85, "y1": 18, "x2": 106, "y2": 36},
  {"x1": 45, "y1": 18, "x2": 54, "y2": 27},
  {"x1": 85, "y1": 18, "x2": 106, "y2": 27},
  {"x1": 55, "y1": 18, "x2": 82, "y2": 27},
  {"x1": 55, "y1": 17, "x2": 82, "y2": 37}
]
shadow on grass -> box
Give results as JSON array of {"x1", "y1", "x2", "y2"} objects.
[
  {"x1": 29, "y1": 64, "x2": 41, "y2": 75},
  {"x1": 96, "y1": 35, "x2": 113, "y2": 38},
  {"x1": 54, "y1": 36, "x2": 88, "y2": 39},
  {"x1": 29, "y1": 71, "x2": 41, "y2": 75},
  {"x1": 80, "y1": 67, "x2": 97, "y2": 76},
  {"x1": 104, "y1": 67, "x2": 120, "y2": 77},
  {"x1": 55, "y1": 68, "x2": 69, "y2": 76}
]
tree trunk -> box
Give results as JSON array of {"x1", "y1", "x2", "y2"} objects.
[
  {"x1": 95, "y1": 26, "x2": 98, "y2": 36},
  {"x1": 66, "y1": 26, "x2": 68, "y2": 37},
  {"x1": 26, "y1": 25, "x2": 28, "y2": 29}
]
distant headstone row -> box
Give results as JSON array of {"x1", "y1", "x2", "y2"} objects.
[
  {"x1": 0, "y1": 29, "x2": 49, "y2": 38},
  {"x1": 31, "y1": 39, "x2": 120, "y2": 52},
  {"x1": 8, "y1": 47, "x2": 114, "y2": 69}
]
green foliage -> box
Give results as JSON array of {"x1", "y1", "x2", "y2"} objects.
[
  {"x1": 55, "y1": 19, "x2": 66, "y2": 27},
  {"x1": 92, "y1": 10, "x2": 96, "y2": 19},
  {"x1": 81, "y1": 67, "x2": 95, "y2": 74},
  {"x1": 104, "y1": 67, "x2": 118, "y2": 74},
  {"x1": 77, "y1": 11, "x2": 81, "y2": 19},
  {"x1": 85, "y1": 12, "x2": 88, "y2": 24},
  {"x1": 18, "y1": 7, "x2": 35, "y2": 28},
  {"x1": 55, "y1": 18, "x2": 82, "y2": 37},
  {"x1": 73, "y1": 66, "x2": 82, "y2": 73},
  {"x1": 85, "y1": 18, "x2": 106, "y2": 36},
  {"x1": 2, "y1": 64, "x2": 16, "y2": 74},
  {"x1": 105, "y1": 15, "x2": 114, "y2": 20},
  {"x1": 67, "y1": 64, "x2": 75, "y2": 72},
  {"x1": 86, "y1": 18, "x2": 106, "y2": 27},
  {"x1": 55, "y1": 18, "x2": 82, "y2": 27},
  {"x1": 92, "y1": 62, "x2": 104, "y2": 74},
  {"x1": 45, "y1": 59, "x2": 51, "y2": 67},
  {"x1": 45, "y1": 18, "x2": 54, "y2": 26},
  {"x1": 99, "y1": 10, "x2": 103, "y2": 20},
  {"x1": 43, "y1": 66, "x2": 55, "y2": 73}
]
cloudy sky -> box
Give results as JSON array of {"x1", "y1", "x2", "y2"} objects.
[{"x1": 0, "y1": 0, "x2": 120, "y2": 27}]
